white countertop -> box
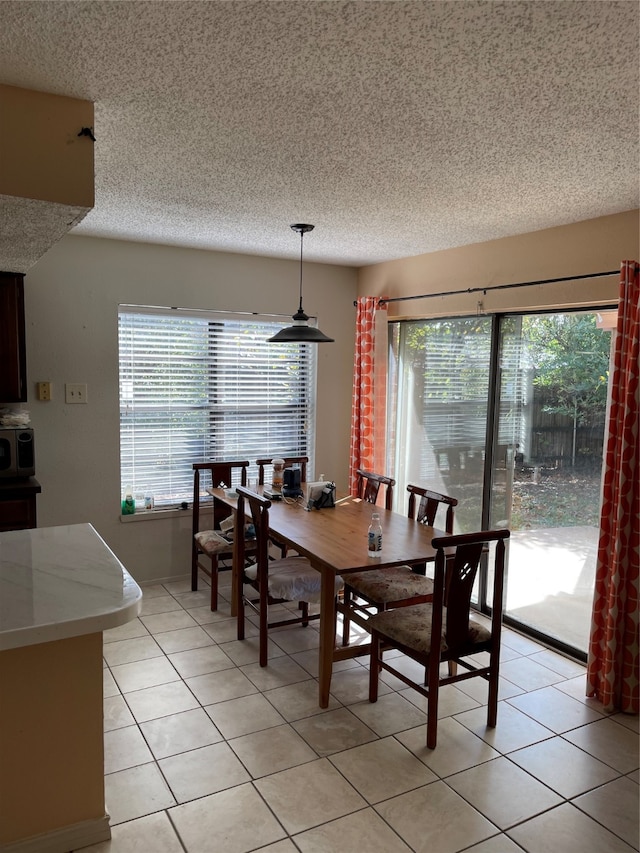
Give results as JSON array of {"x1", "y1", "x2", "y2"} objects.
[{"x1": 0, "y1": 523, "x2": 142, "y2": 651}]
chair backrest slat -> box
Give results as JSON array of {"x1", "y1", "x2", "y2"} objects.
[
  {"x1": 406, "y1": 484, "x2": 457, "y2": 534},
  {"x1": 236, "y1": 486, "x2": 272, "y2": 581},
  {"x1": 355, "y1": 469, "x2": 395, "y2": 510},
  {"x1": 192, "y1": 460, "x2": 250, "y2": 533}
]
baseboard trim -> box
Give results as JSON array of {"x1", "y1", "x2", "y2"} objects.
[{"x1": 1, "y1": 815, "x2": 111, "y2": 853}]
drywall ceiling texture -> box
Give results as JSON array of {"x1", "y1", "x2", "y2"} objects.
[
  {"x1": 0, "y1": 0, "x2": 637, "y2": 265},
  {"x1": 0, "y1": 196, "x2": 89, "y2": 273}
]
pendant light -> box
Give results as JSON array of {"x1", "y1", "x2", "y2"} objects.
[{"x1": 268, "y1": 223, "x2": 334, "y2": 343}]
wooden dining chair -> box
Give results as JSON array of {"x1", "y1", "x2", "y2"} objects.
[
  {"x1": 355, "y1": 469, "x2": 395, "y2": 509},
  {"x1": 340, "y1": 484, "x2": 458, "y2": 646},
  {"x1": 191, "y1": 460, "x2": 256, "y2": 611},
  {"x1": 368, "y1": 528, "x2": 509, "y2": 748},
  {"x1": 235, "y1": 486, "x2": 344, "y2": 667},
  {"x1": 256, "y1": 456, "x2": 308, "y2": 486}
]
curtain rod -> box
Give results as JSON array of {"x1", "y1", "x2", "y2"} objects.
[{"x1": 358, "y1": 270, "x2": 619, "y2": 306}]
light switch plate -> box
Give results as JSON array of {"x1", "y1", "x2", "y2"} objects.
[{"x1": 65, "y1": 383, "x2": 88, "y2": 404}]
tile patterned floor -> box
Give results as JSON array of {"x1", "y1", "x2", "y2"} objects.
[{"x1": 83, "y1": 572, "x2": 639, "y2": 853}]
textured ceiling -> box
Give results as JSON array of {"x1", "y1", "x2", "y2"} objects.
[{"x1": 0, "y1": 0, "x2": 638, "y2": 266}]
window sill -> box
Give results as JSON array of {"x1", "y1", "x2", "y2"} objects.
[{"x1": 119, "y1": 508, "x2": 191, "y2": 523}]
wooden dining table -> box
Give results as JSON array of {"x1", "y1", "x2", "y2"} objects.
[{"x1": 209, "y1": 486, "x2": 443, "y2": 707}]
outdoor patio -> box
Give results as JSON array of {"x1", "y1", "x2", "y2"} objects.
[{"x1": 506, "y1": 526, "x2": 598, "y2": 655}]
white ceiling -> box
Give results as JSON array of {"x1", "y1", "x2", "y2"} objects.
[{"x1": 0, "y1": 0, "x2": 638, "y2": 266}]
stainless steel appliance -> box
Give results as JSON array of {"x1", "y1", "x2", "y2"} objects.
[{"x1": 0, "y1": 428, "x2": 35, "y2": 477}]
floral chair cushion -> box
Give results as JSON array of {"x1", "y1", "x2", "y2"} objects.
[
  {"x1": 195, "y1": 524, "x2": 256, "y2": 557},
  {"x1": 345, "y1": 566, "x2": 434, "y2": 603},
  {"x1": 367, "y1": 603, "x2": 492, "y2": 654}
]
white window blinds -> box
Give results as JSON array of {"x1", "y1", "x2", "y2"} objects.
[{"x1": 118, "y1": 307, "x2": 316, "y2": 506}]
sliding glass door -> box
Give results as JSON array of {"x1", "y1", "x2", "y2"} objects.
[
  {"x1": 388, "y1": 310, "x2": 612, "y2": 658},
  {"x1": 493, "y1": 313, "x2": 609, "y2": 655}
]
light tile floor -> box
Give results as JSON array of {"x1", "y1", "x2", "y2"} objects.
[{"x1": 82, "y1": 572, "x2": 639, "y2": 853}]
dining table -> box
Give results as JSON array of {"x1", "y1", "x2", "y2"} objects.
[{"x1": 209, "y1": 486, "x2": 444, "y2": 708}]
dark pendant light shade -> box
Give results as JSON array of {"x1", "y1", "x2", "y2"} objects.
[{"x1": 268, "y1": 224, "x2": 334, "y2": 343}]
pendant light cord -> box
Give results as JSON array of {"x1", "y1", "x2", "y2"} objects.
[
  {"x1": 267, "y1": 223, "x2": 333, "y2": 342},
  {"x1": 298, "y1": 229, "x2": 304, "y2": 312}
]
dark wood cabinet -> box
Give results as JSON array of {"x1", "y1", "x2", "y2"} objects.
[
  {"x1": 0, "y1": 272, "x2": 27, "y2": 402},
  {"x1": 0, "y1": 478, "x2": 41, "y2": 531}
]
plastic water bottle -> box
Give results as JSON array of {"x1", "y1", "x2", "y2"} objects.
[{"x1": 368, "y1": 512, "x2": 382, "y2": 557}]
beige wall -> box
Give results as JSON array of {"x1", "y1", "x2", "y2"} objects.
[
  {"x1": 0, "y1": 84, "x2": 94, "y2": 207},
  {"x1": 358, "y1": 210, "x2": 639, "y2": 318},
  {"x1": 23, "y1": 235, "x2": 357, "y2": 584}
]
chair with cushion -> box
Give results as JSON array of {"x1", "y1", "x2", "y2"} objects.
[
  {"x1": 235, "y1": 485, "x2": 344, "y2": 667},
  {"x1": 368, "y1": 528, "x2": 509, "y2": 748},
  {"x1": 192, "y1": 460, "x2": 256, "y2": 611},
  {"x1": 340, "y1": 484, "x2": 458, "y2": 646},
  {"x1": 354, "y1": 468, "x2": 395, "y2": 509}
]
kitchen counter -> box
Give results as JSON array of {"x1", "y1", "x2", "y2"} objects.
[
  {"x1": 0, "y1": 523, "x2": 142, "y2": 853},
  {"x1": 0, "y1": 522, "x2": 142, "y2": 650}
]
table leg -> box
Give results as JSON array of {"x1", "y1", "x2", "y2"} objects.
[{"x1": 318, "y1": 569, "x2": 336, "y2": 708}]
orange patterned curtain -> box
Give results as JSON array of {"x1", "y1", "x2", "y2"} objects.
[
  {"x1": 349, "y1": 296, "x2": 389, "y2": 495},
  {"x1": 587, "y1": 261, "x2": 639, "y2": 713}
]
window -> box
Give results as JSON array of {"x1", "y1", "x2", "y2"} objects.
[{"x1": 118, "y1": 306, "x2": 316, "y2": 507}]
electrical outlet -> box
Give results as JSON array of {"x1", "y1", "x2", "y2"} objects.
[
  {"x1": 65, "y1": 383, "x2": 88, "y2": 404},
  {"x1": 37, "y1": 381, "x2": 52, "y2": 401}
]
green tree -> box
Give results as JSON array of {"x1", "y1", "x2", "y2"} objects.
[{"x1": 525, "y1": 314, "x2": 610, "y2": 465}]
